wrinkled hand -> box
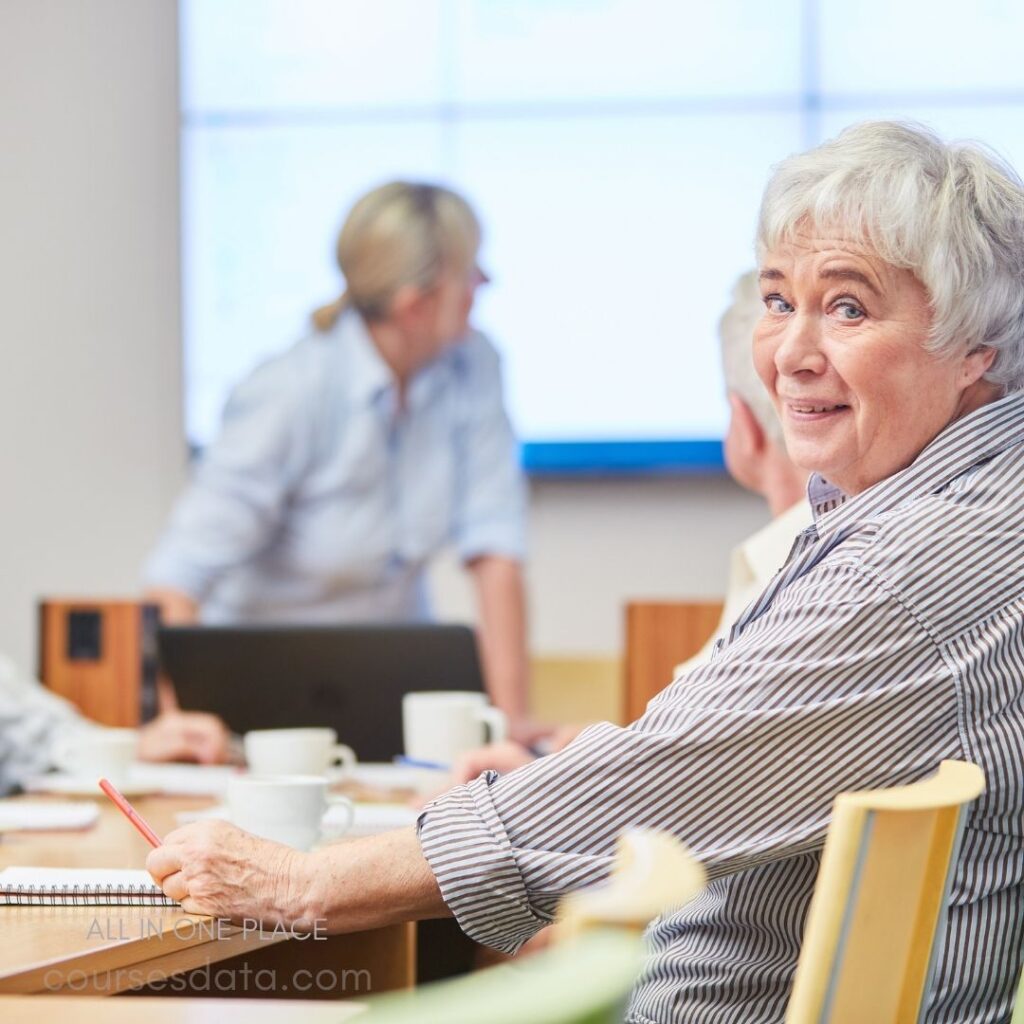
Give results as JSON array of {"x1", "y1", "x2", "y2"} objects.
[
  {"x1": 548, "y1": 723, "x2": 586, "y2": 752},
  {"x1": 147, "y1": 820, "x2": 313, "y2": 926},
  {"x1": 145, "y1": 588, "x2": 199, "y2": 626},
  {"x1": 506, "y1": 716, "x2": 553, "y2": 746},
  {"x1": 137, "y1": 711, "x2": 231, "y2": 764},
  {"x1": 451, "y1": 740, "x2": 537, "y2": 786},
  {"x1": 409, "y1": 740, "x2": 537, "y2": 808}
]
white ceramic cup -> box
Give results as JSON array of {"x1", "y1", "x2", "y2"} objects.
[
  {"x1": 402, "y1": 691, "x2": 507, "y2": 766},
  {"x1": 52, "y1": 727, "x2": 138, "y2": 787},
  {"x1": 227, "y1": 774, "x2": 354, "y2": 851},
  {"x1": 243, "y1": 728, "x2": 356, "y2": 777}
]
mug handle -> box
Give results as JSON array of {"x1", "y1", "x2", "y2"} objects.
[
  {"x1": 475, "y1": 706, "x2": 507, "y2": 744},
  {"x1": 329, "y1": 744, "x2": 357, "y2": 774},
  {"x1": 322, "y1": 794, "x2": 355, "y2": 837}
]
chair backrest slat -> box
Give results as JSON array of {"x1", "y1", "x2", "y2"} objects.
[{"x1": 787, "y1": 760, "x2": 985, "y2": 1024}]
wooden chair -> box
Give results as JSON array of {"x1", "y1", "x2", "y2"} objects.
[
  {"x1": 623, "y1": 600, "x2": 723, "y2": 721},
  {"x1": 786, "y1": 760, "x2": 986, "y2": 1023},
  {"x1": 1011, "y1": 967, "x2": 1024, "y2": 1024},
  {"x1": 362, "y1": 829, "x2": 706, "y2": 1023}
]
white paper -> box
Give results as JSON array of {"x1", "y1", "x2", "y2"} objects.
[{"x1": 0, "y1": 801, "x2": 99, "y2": 832}]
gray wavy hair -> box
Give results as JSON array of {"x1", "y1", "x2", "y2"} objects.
[
  {"x1": 757, "y1": 121, "x2": 1024, "y2": 392},
  {"x1": 719, "y1": 270, "x2": 784, "y2": 447}
]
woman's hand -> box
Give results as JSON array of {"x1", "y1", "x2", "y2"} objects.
[
  {"x1": 145, "y1": 588, "x2": 200, "y2": 626},
  {"x1": 412, "y1": 740, "x2": 537, "y2": 807},
  {"x1": 147, "y1": 820, "x2": 315, "y2": 927},
  {"x1": 137, "y1": 710, "x2": 232, "y2": 764},
  {"x1": 148, "y1": 824, "x2": 449, "y2": 936},
  {"x1": 450, "y1": 740, "x2": 537, "y2": 785}
]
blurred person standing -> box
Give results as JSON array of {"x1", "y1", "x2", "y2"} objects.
[{"x1": 144, "y1": 182, "x2": 530, "y2": 734}]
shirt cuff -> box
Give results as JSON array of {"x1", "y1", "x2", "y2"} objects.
[
  {"x1": 456, "y1": 525, "x2": 526, "y2": 565},
  {"x1": 141, "y1": 544, "x2": 214, "y2": 602},
  {"x1": 416, "y1": 771, "x2": 552, "y2": 953}
]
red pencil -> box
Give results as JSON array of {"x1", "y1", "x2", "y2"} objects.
[{"x1": 98, "y1": 777, "x2": 163, "y2": 848}]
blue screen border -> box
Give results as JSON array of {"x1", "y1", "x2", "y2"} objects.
[{"x1": 522, "y1": 439, "x2": 725, "y2": 475}]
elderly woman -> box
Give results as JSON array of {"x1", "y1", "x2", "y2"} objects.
[{"x1": 148, "y1": 123, "x2": 1024, "y2": 1022}]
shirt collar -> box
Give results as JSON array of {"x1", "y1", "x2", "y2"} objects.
[
  {"x1": 339, "y1": 310, "x2": 462, "y2": 412},
  {"x1": 340, "y1": 309, "x2": 394, "y2": 405},
  {"x1": 737, "y1": 500, "x2": 814, "y2": 583},
  {"x1": 807, "y1": 390, "x2": 1024, "y2": 533}
]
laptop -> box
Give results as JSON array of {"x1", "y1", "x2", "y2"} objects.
[{"x1": 157, "y1": 624, "x2": 485, "y2": 762}]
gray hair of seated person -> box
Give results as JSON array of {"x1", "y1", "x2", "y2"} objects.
[
  {"x1": 312, "y1": 181, "x2": 481, "y2": 331},
  {"x1": 757, "y1": 120, "x2": 1024, "y2": 392},
  {"x1": 719, "y1": 270, "x2": 785, "y2": 448}
]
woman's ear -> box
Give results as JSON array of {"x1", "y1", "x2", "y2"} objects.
[
  {"x1": 388, "y1": 283, "x2": 428, "y2": 328},
  {"x1": 960, "y1": 345, "x2": 997, "y2": 387},
  {"x1": 723, "y1": 392, "x2": 767, "y2": 492}
]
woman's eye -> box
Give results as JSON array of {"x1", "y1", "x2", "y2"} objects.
[
  {"x1": 833, "y1": 301, "x2": 865, "y2": 321},
  {"x1": 764, "y1": 295, "x2": 793, "y2": 314}
]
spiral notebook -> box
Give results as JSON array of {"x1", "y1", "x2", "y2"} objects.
[{"x1": 0, "y1": 867, "x2": 176, "y2": 906}]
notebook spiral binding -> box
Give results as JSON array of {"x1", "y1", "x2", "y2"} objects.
[{"x1": 0, "y1": 883, "x2": 175, "y2": 906}]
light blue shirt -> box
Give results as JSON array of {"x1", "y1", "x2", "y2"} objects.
[{"x1": 144, "y1": 311, "x2": 526, "y2": 623}]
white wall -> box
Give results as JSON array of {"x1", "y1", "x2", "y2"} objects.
[
  {"x1": 0, "y1": 1, "x2": 186, "y2": 673},
  {"x1": 0, "y1": 0, "x2": 767, "y2": 675}
]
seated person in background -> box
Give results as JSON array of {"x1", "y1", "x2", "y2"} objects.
[
  {"x1": 148, "y1": 123, "x2": 1024, "y2": 1022},
  {"x1": 452, "y1": 268, "x2": 812, "y2": 783},
  {"x1": 143, "y1": 182, "x2": 531, "y2": 735},
  {"x1": 0, "y1": 650, "x2": 229, "y2": 795}
]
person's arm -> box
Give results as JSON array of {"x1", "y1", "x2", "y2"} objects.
[
  {"x1": 148, "y1": 823, "x2": 446, "y2": 931},
  {"x1": 144, "y1": 587, "x2": 199, "y2": 626},
  {"x1": 468, "y1": 555, "x2": 530, "y2": 728},
  {"x1": 136, "y1": 710, "x2": 232, "y2": 765},
  {"x1": 450, "y1": 336, "x2": 531, "y2": 729},
  {"x1": 146, "y1": 559, "x2": 957, "y2": 949},
  {"x1": 0, "y1": 655, "x2": 96, "y2": 794},
  {"x1": 0, "y1": 655, "x2": 231, "y2": 786},
  {"x1": 142, "y1": 353, "x2": 314, "y2": 605}
]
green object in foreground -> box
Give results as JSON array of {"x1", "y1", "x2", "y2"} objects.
[
  {"x1": 362, "y1": 929, "x2": 644, "y2": 1024},
  {"x1": 1011, "y1": 964, "x2": 1024, "y2": 1024}
]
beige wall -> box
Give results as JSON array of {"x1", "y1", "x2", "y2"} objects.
[
  {"x1": 0, "y1": 1, "x2": 186, "y2": 673},
  {"x1": 431, "y1": 476, "x2": 765, "y2": 656},
  {"x1": 0, "y1": 1, "x2": 767, "y2": 679}
]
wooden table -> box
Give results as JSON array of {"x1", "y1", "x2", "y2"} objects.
[
  {"x1": 0, "y1": 794, "x2": 414, "y2": 999},
  {"x1": 0, "y1": 996, "x2": 365, "y2": 1022}
]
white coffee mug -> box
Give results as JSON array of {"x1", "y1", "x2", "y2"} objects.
[
  {"x1": 52, "y1": 727, "x2": 137, "y2": 786},
  {"x1": 243, "y1": 728, "x2": 356, "y2": 777},
  {"x1": 227, "y1": 774, "x2": 354, "y2": 851},
  {"x1": 402, "y1": 691, "x2": 507, "y2": 766}
]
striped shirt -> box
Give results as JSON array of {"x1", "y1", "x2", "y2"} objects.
[
  {"x1": 0, "y1": 653, "x2": 98, "y2": 795},
  {"x1": 419, "y1": 390, "x2": 1024, "y2": 1024}
]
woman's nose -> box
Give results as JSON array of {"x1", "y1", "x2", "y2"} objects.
[{"x1": 774, "y1": 312, "x2": 827, "y2": 377}]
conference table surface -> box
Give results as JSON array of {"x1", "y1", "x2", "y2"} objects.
[
  {"x1": 0, "y1": 996, "x2": 365, "y2": 1022},
  {"x1": 0, "y1": 789, "x2": 415, "y2": 1002}
]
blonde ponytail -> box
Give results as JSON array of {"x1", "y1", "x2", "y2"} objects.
[
  {"x1": 312, "y1": 181, "x2": 480, "y2": 333},
  {"x1": 311, "y1": 292, "x2": 350, "y2": 333}
]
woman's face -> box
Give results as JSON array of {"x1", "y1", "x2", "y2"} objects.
[
  {"x1": 428, "y1": 262, "x2": 487, "y2": 351},
  {"x1": 754, "y1": 231, "x2": 995, "y2": 495}
]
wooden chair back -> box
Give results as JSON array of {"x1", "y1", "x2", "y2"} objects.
[
  {"x1": 623, "y1": 600, "x2": 722, "y2": 721},
  {"x1": 1010, "y1": 964, "x2": 1024, "y2": 1024},
  {"x1": 786, "y1": 760, "x2": 985, "y2": 1023}
]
